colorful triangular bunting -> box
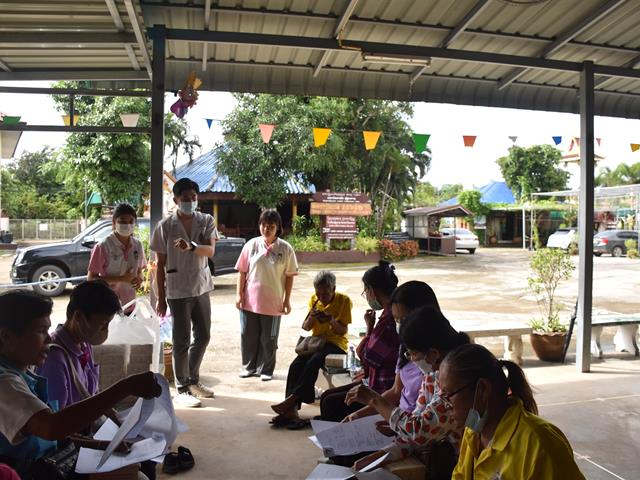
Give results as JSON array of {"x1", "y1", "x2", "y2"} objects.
[
  {"x1": 363, "y1": 131, "x2": 382, "y2": 150},
  {"x1": 508, "y1": 136, "x2": 518, "y2": 144},
  {"x1": 631, "y1": 143, "x2": 640, "y2": 152},
  {"x1": 205, "y1": 118, "x2": 214, "y2": 129},
  {"x1": 313, "y1": 128, "x2": 332, "y2": 147},
  {"x1": 463, "y1": 135, "x2": 476, "y2": 148},
  {"x1": 120, "y1": 113, "x2": 140, "y2": 127},
  {"x1": 259, "y1": 124, "x2": 275, "y2": 144},
  {"x1": 412, "y1": 133, "x2": 430, "y2": 153},
  {"x1": 552, "y1": 136, "x2": 562, "y2": 145}
]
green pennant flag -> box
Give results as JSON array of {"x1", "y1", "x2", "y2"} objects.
[{"x1": 413, "y1": 133, "x2": 430, "y2": 153}]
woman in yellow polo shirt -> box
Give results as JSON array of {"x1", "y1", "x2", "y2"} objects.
[
  {"x1": 271, "y1": 270, "x2": 352, "y2": 429},
  {"x1": 439, "y1": 344, "x2": 585, "y2": 480}
]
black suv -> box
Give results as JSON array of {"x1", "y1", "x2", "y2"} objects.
[
  {"x1": 593, "y1": 229, "x2": 638, "y2": 257},
  {"x1": 11, "y1": 219, "x2": 245, "y2": 297}
]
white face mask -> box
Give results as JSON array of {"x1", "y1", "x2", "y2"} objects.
[
  {"x1": 115, "y1": 223, "x2": 135, "y2": 237},
  {"x1": 179, "y1": 201, "x2": 197, "y2": 215},
  {"x1": 413, "y1": 359, "x2": 433, "y2": 375},
  {"x1": 464, "y1": 381, "x2": 489, "y2": 433},
  {"x1": 395, "y1": 323, "x2": 401, "y2": 334}
]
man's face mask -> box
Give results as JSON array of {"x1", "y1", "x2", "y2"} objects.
[
  {"x1": 464, "y1": 381, "x2": 489, "y2": 434},
  {"x1": 79, "y1": 314, "x2": 109, "y2": 346},
  {"x1": 179, "y1": 201, "x2": 197, "y2": 215}
]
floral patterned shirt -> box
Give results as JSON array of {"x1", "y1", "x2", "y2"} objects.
[{"x1": 387, "y1": 370, "x2": 463, "y2": 459}]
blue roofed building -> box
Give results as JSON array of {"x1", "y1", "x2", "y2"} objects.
[{"x1": 172, "y1": 149, "x2": 315, "y2": 238}]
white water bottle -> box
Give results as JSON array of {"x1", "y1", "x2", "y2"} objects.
[{"x1": 348, "y1": 346, "x2": 357, "y2": 375}]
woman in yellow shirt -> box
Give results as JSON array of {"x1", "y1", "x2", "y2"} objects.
[
  {"x1": 271, "y1": 270, "x2": 352, "y2": 429},
  {"x1": 439, "y1": 344, "x2": 585, "y2": 480}
]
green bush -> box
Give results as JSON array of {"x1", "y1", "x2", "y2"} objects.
[
  {"x1": 355, "y1": 236, "x2": 378, "y2": 255},
  {"x1": 377, "y1": 239, "x2": 419, "y2": 261},
  {"x1": 286, "y1": 234, "x2": 328, "y2": 252},
  {"x1": 628, "y1": 248, "x2": 638, "y2": 259},
  {"x1": 624, "y1": 238, "x2": 638, "y2": 251}
]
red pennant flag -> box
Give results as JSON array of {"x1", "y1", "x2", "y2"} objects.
[
  {"x1": 596, "y1": 137, "x2": 601, "y2": 147},
  {"x1": 463, "y1": 135, "x2": 477, "y2": 147},
  {"x1": 259, "y1": 124, "x2": 275, "y2": 143}
]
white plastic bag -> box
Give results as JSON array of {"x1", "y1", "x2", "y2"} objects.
[{"x1": 104, "y1": 297, "x2": 161, "y2": 373}]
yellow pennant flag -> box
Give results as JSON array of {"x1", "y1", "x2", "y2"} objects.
[
  {"x1": 313, "y1": 128, "x2": 332, "y2": 147},
  {"x1": 363, "y1": 131, "x2": 382, "y2": 150},
  {"x1": 631, "y1": 143, "x2": 640, "y2": 152}
]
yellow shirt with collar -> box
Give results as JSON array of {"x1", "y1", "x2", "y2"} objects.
[
  {"x1": 308, "y1": 292, "x2": 352, "y2": 352},
  {"x1": 453, "y1": 398, "x2": 585, "y2": 480}
]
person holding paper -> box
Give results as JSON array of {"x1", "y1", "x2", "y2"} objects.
[
  {"x1": 0, "y1": 289, "x2": 161, "y2": 478},
  {"x1": 270, "y1": 271, "x2": 352, "y2": 429},
  {"x1": 318, "y1": 261, "x2": 400, "y2": 422},
  {"x1": 440, "y1": 344, "x2": 585, "y2": 480},
  {"x1": 87, "y1": 203, "x2": 146, "y2": 314},
  {"x1": 345, "y1": 305, "x2": 469, "y2": 476}
]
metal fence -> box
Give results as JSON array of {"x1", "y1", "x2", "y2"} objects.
[{"x1": 6, "y1": 219, "x2": 83, "y2": 241}]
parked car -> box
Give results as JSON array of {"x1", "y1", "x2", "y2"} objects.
[
  {"x1": 11, "y1": 218, "x2": 246, "y2": 297},
  {"x1": 593, "y1": 229, "x2": 638, "y2": 257},
  {"x1": 546, "y1": 228, "x2": 578, "y2": 251},
  {"x1": 440, "y1": 227, "x2": 479, "y2": 254}
]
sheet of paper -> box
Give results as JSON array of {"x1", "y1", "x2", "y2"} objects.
[
  {"x1": 305, "y1": 463, "x2": 354, "y2": 480},
  {"x1": 358, "y1": 453, "x2": 390, "y2": 473},
  {"x1": 311, "y1": 419, "x2": 339, "y2": 434},
  {"x1": 76, "y1": 436, "x2": 166, "y2": 474},
  {"x1": 354, "y1": 468, "x2": 400, "y2": 480},
  {"x1": 314, "y1": 415, "x2": 393, "y2": 456},
  {"x1": 97, "y1": 397, "x2": 143, "y2": 469}
]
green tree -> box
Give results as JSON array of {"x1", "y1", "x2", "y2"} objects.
[
  {"x1": 217, "y1": 94, "x2": 430, "y2": 235},
  {"x1": 413, "y1": 182, "x2": 463, "y2": 206},
  {"x1": 458, "y1": 190, "x2": 490, "y2": 231},
  {"x1": 497, "y1": 145, "x2": 569, "y2": 201},
  {"x1": 596, "y1": 162, "x2": 640, "y2": 186}
]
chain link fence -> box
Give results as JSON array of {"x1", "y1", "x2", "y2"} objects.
[{"x1": 6, "y1": 219, "x2": 83, "y2": 241}]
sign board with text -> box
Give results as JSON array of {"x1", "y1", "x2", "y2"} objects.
[
  {"x1": 310, "y1": 192, "x2": 372, "y2": 217},
  {"x1": 322, "y1": 216, "x2": 358, "y2": 240}
]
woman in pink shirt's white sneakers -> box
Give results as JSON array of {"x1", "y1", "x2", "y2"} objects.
[{"x1": 235, "y1": 210, "x2": 298, "y2": 381}]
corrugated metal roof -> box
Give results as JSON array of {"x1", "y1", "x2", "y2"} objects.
[
  {"x1": 174, "y1": 148, "x2": 315, "y2": 195},
  {"x1": 2, "y1": 1, "x2": 640, "y2": 117},
  {"x1": 403, "y1": 204, "x2": 472, "y2": 217},
  {"x1": 442, "y1": 181, "x2": 516, "y2": 206}
]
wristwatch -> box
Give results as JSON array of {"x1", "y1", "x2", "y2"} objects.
[{"x1": 189, "y1": 241, "x2": 197, "y2": 251}]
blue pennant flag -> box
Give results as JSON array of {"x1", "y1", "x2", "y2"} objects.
[
  {"x1": 552, "y1": 136, "x2": 562, "y2": 146},
  {"x1": 205, "y1": 118, "x2": 214, "y2": 129}
]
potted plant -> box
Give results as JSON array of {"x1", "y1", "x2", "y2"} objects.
[{"x1": 527, "y1": 248, "x2": 575, "y2": 362}]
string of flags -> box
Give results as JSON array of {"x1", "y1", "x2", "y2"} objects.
[{"x1": 195, "y1": 116, "x2": 640, "y2": 154}]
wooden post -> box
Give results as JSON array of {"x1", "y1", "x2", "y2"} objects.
[{"x1": 213, "y1": 200, "x2": 219, "y2": 228}]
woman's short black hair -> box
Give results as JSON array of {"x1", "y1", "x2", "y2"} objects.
[
  {"x1": 0, "y1": 290, "x2": 53, "y2": 336},
  {"x1": 390, "y1": 281, "x2": 440, "y2": 312},
  {"x1": 113, "y1": 203, "x2": 137, "y2": 220},
  {"x1": 173, "y1": 177, "x2": 200, "y2": 196},
  {"x1": 399, "y1": 305, "x2": 470, "y2": 355},
  {"x1": 258, "y1": 209, "x2": 283, "y2": 237},
  {"x1": 66, "y1": 280, "x2": 122, "y2": 320},
  {"x1": 362, "y1": 260, "x2": 398, "y2": 296}
]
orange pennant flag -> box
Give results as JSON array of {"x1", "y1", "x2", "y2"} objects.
[
  {"x1": 631, "y1": 143, "x2": 640, "y2": 152},
  {"x1": 463, "y1": 135, "x2": 477, "y2": 147},
  {"x1": 363, "y1": 131, "x2": 382, "y2": 150},
  {"x1": 259, "y1": 124, "x2": 275, "y2": 143},
  {"x1": 313, "y1": 128, "x2": 332, "y2": 147}
]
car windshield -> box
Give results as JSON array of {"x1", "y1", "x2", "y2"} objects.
[{"x1": 446, "y1": 228, "x2": 473, "y2": 235}]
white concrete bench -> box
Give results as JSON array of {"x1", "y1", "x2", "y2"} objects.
[
  {"x1": 451, "y1": 320, "x2": 533, "y2": 365},
  {"x1": 590, "y1": 315, "x2": 640, "y2": 358}
]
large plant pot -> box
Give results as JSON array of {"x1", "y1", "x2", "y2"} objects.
[
  {"x1": 530, "y1": 332, "x2": 567, "y2": 362},
  {"x1": 163, "y1": 347, "x2": 174, "y2": 382}
]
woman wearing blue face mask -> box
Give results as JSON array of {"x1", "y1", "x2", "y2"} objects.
[
  {"x1": 440, "y1": 344, "x2": 585, "y2": 480},
  {"x1": 345, "y1": 305, "x2": 469, "y2": 476}
]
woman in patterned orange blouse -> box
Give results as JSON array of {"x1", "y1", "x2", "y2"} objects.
[{"x1": 345, "y1": 305, "x2": 470, "y2": 475}]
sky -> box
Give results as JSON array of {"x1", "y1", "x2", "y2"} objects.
[{"x1": 2, "y1": 80, "x2": 640, "y2": 190}]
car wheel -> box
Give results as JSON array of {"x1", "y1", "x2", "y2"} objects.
[
  {"x1": 32, "y1": 265, "x2": 67, "y2": 297},
  {"x1": 468, "y1": 248, "x2": 476, "y2": 254},
  {"x1": 593, "y1": 252, "x2": 602, "y2": 257},
  {"x1": 611, "y1": 246, "x2": 624, "y2": 257}
]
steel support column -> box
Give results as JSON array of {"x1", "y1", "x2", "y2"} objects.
[
  {"x1": 150, "y1": 25, "x2": 166, "y2": 233},
  {"x1": 577, "y1": 61, "x2": 595, "y2": 373}
]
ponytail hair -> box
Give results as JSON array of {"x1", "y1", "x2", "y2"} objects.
[
  {"x1": 442, "y1": 344, "x2": 538, "y2": 415},
  {"x1": 362, "y1": 260, "x2": 398, "y2": 296}
]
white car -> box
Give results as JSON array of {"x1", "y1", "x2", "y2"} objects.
[
  {"x1": 546, "y1": 228, "x2": 577, "y2": 250},
  {"x1": 440, "y1": 228, "x2": 480, "y2": 254}
]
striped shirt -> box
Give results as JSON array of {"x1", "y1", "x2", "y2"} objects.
[{"x1": 357, "y1": 307, "x2": 399, "y2": 393}]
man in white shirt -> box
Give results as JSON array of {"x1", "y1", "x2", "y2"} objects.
[{"x1": 151, "y1": 178, "x2": 219, "y2": 408}]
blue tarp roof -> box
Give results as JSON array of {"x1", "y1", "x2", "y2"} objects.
[
  {"x1": 441, "y1": 181, "x2": 516, "y2": 206},
  {"x1": 174, "y1": 149, "x2": 315, "y2": 195}
]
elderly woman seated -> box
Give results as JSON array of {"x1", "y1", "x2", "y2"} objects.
[{"x1": 271, "y1": 270, "x2": 352, "y2": 429}]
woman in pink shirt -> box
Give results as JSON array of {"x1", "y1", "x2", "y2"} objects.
[
  {"x1": 88, "y1": 203, "x2": 146, "y2": 313},
  {"x1": 234, "y1": 210, "x2": 298, "y2": 381}
]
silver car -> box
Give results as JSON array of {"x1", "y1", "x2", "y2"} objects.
[{"x1": 440, "y1": 227, "x2": 480, "y2": 254}]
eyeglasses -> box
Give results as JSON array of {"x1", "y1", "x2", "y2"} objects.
[
  {"x1": 404, "y1": 349, "x2": 422, "y2": 361},
  {"x1": 439, "y1": 381, "x2": 475, "y2": 407}
]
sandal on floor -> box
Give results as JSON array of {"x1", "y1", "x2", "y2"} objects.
[
  {"x1": 177, "y1": 446, "x2": 195, "y2": 471},
  {"x1": 286, "y1": 418, "x2": 311, "y2": 430},
  {"x1": 269, "y1": 414, "x2": 292, "y2": 428},
  {"x1": 162, "y1": 452, "x2": 180, "y2": 474}
]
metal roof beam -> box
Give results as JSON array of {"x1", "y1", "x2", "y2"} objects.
[
  {"x1": 0, "y1": 59, "x2": 10, "y2": 72},
  {"x1": 595, "y1": 53, "x2": 640, "y2": 89},
  {"x1": 154, "y1": 28, "x2": 640, "y2": 80},
  {"x1": 140, "y1": 2, "x2": 640, "y2": 56},
  {"x1": 498, "y1": 0, "x2": 627, "y2": 90},
  {"x1": 0, "y1": 32, "x2": 136, "y2": 45},
  {"x1": 313, "y1": 0, "x2": 359, "y2": 78},
  {"x1": 202, "y1": 0, "x2": 212, "y2": 72},
  {"x1": 0, "y1": 124, "x2": 150, "y2": 134},
  {"x1": 123, "y1": 0, "x2": 152, "y2": 77},
  {"x1": 0, "y1": 86, "x2": 150, "y2": 97},
  {"x1": 104, "y1": 0, "x2": 141, "y2": 71},
  {"x1": 0, "y1": 70, "x2": 149, "y2": 81}
]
